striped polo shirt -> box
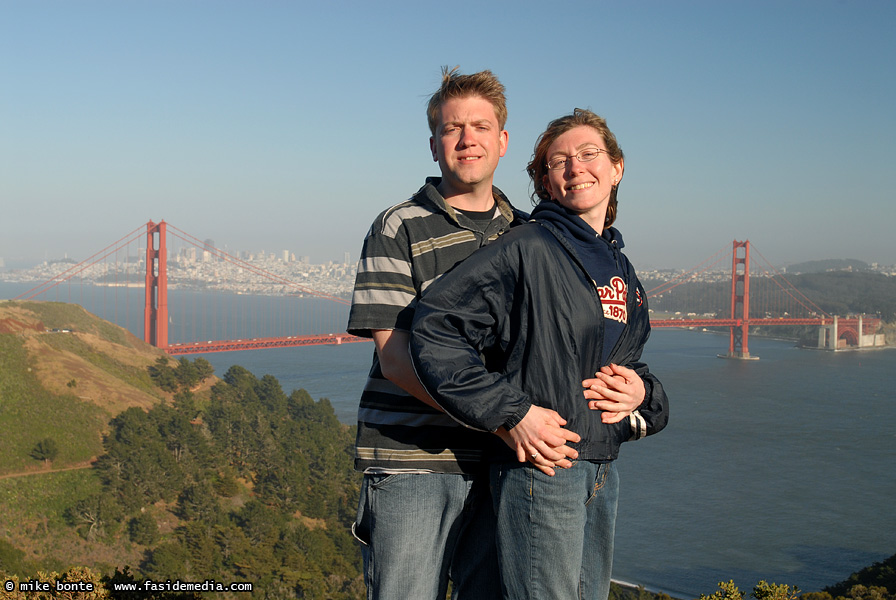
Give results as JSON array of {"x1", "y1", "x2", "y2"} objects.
[{"x1": 347, "y1": 177, "x2": 524, "y2": 474}]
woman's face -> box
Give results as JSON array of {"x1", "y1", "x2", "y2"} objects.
[{"x1": 542, "y1": 125, "x2": 624, "y2": 231}]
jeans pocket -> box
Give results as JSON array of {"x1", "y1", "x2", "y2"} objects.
[
  {"x1": 351, "y1": 521, "x2": 369, "y2": 546},
  {"x1": 367, "y1": 472, "x2": 407, "y2": 490}
]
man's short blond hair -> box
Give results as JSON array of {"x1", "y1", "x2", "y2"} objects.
[{"x1": 426, "y1": 66, "x2": 507, "y2": 135}]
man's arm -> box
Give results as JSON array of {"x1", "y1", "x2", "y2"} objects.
[
  {"x1": 409, "y1": 240, "x2": 584, "y2": 474},
  {"x1": 378, "y1": 329, "x2": 577, "y2": 475},
  {"x1": 372, "y1": 328, "x2": 442, "y2": 410}
]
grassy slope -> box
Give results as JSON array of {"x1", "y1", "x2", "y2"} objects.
[
  {"x1": 0, "y1": 301, "x2": 171, "y2": 475},
  {"x1": 0, "y1": 301, "x2": 221, "y2": 574}
]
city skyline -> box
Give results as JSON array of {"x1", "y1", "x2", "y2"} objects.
[
  {"x1": 2, "y1": 228, "x2": 896, "y2": 274},
  {"x1": 2, "y1": 1, "x2": 895, "y2": 272}
]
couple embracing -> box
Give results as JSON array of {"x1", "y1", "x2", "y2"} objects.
[{"x1": 348, "y1": 67, "x2": 669, "y2": 600}]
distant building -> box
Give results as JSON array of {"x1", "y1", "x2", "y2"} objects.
[{"x1": 204, "y1": 239, "x2": 220, "y2": 262}]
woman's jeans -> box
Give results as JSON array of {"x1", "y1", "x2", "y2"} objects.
[{"x1": 491, "y1": 460, "x2": 619, "y2": 600}]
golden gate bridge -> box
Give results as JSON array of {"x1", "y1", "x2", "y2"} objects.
[
  {"x1": 644, "y1": 240, "x2": 884, "y2": 357},
  {"x1": 12, "y1": 220, "x2": 884, "y2": 358}
]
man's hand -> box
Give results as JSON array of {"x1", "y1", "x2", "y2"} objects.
[
  {"x1": 583, "y1": 363, "x2": 645, "y2": 424},
  {"x1": 495, "y1": 405, "x2": 580, "y2": 476}
]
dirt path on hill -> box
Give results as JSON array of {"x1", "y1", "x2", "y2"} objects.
[{"x1": 0, "y1": 462, "x2": 95, "y2": 481}]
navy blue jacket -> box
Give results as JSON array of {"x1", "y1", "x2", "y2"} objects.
[{"x1": 410, "y1": 214, "x2": 669, "y2": 462}]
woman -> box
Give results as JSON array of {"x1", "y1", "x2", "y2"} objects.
[{"x1": 410, "y1": 108, "x2": 669, "y2": 600}]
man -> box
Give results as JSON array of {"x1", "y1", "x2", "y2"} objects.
[{"x1": 347, "y1": 67, "x2": 578, "y2": 599}]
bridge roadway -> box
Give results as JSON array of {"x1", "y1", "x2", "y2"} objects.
[
  {"x1": 164, "y1": 318, "x2": 832, "y2": 354},
  {"x1": 650, "y1": 317, "x2": 829, "y2": 328},
  {"x1": 166, "y1": 333, "x2": 370, "y2": 355}
]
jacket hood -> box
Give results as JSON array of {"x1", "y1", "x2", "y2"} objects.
[{"x1": 531, "y1": 201, "x2": 624, "y2": 250}]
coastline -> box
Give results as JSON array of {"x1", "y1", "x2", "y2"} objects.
[{"x1": 613, "y1": 578, "x2": 682, "y2": 599}]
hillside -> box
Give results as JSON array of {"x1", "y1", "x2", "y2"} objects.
[
  {"x1": 0, "y1": 302, "x2": 364, "y2": 597},
  {"x1": 785, "y1": 258, "x2": 871, "y2": 274},
  {"x1": 0, "y1": 300, "x2": 182, "y2": 476}
]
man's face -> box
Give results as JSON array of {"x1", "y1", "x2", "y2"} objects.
[{"x1": 429, "y1": 95, "x2": 508, "y2": 197}]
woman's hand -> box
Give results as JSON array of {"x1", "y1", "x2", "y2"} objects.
[
  {"x1": 583, "y1": 364, "x2": 645, "y2": 424},
  {"x1": 495, "y1": 405, "x2": 580, "y2": 476}
]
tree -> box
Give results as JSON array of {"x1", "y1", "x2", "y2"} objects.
[
  {"x1": 753, "y1": 581, "x2": 800, "y2": 600},
  {"x1": 234, "y1": 499, "x2": 285, "y2": 546},
  {"x1": 193, "y1": 357, "x2": 214, "y2": 382},
  {"x1": 212, "y1": 469, "x2": 240, "y2": 497},
  {"x1": 142, "y1": 541, "x2": 190, "y2": 582},
  {"x1": 98, "y1": 407, "x2": 186, "y2": 510},
  {"x1": 257, "y1": 374, "x2": 288, "y2": 414},
  {"x1": 29, "y1": 437, "x2": 59, "y2": 465},
  {"x1": 65, "y1": 494, "x2": 122, "y2": 541},
  {"x1": 699, "y1": 580, "x2": 808, "y2": 600},
  {"x1": 176, "y1": 481, "x2": 220, "y2": 522},
  {"x1": 150, "y1": 357, "x2": 213, "y2": 393},
  {"x1": 179, "y1": 521, "x2": 220, "y2": 579},
  {"x1": 174, "y1": 357, "x2": 200, "y2": 390},
  {"x1": 700, "y1": 580, "x2": 746, "y2": 600},
  {"x1": 173, "y1": 389, "x2": 198, "y2": 419},
  {"x1": 825, "y1": 553, "x2": 896, "y2": 598},
  {"x1": 222, "y1": 364, "x2": 258, "y2": 391},
  {"x1": 128, "y1": 511, "x2": 159, "y2": 545},
  {"x1": 148, "y1": 356, "x2": 178, "y2": 392},
  {"x1": 152, "y1": 403, "x2": 212, "y2": 470}
]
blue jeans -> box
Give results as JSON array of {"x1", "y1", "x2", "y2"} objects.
[
  {"x1": 491, "y1": 461, "x2": 619, "y2": 600},
  {"x1": 353, "y1": 471, "x2": 500, "y2": 600}
]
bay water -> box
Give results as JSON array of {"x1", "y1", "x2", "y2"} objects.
[
  {"x1": 3, "y1": 282, "x2": 894, "y2": 597},
  {"x1": 193, "y1": 330, "x2": 895, "y2": 598}
]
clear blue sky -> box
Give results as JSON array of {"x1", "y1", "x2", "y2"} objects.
[{"x1": 2, "y1": 0, "x2": 894, "y2": 271}]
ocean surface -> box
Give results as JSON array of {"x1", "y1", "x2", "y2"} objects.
[
  {"x1": 192, "y1": 331, "x2": 896, "y2": 598},
  {"x1": 3, "y1": 282, "x2": 894, "y2": 597}
]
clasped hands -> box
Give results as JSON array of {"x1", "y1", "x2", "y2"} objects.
[{"x1": 496, "y1": 364, "x2": 645, "y2": 476}]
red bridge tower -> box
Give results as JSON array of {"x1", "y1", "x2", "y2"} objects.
[
  {"x1": 144, "y1": 220, "x2": 169, "y2": 349},
  {"x1": 725, "y1": 240, "x2": 757, "y2": 359}
]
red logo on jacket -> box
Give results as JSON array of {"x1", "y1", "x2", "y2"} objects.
[{"x1": 597, "y1": 276, "x2": 628, "y2": 324}]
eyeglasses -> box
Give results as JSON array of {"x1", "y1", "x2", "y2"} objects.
[{"x1": 546, "y1": 148, "x2": 609, "y2": 170}]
